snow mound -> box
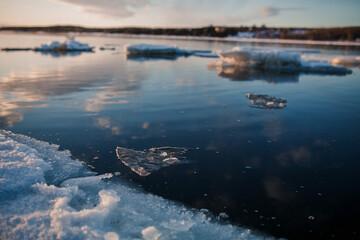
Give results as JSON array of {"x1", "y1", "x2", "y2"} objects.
[
  {"x1": 125, "y1": 43, "x2": 193, "y2": 56},
  {"x1": 35, "y1": 37, "x2": 94, "y2": 52},
  {"x1": 116, "y1": 146, "x2": 188, "y2": 177},
  {"x1": 0, "y1": 131, "x2": 274, "y2": 240},
  {"x1": 217, "y1": 48, "x2": 352, "y2": 74},
  {"x1": 246, "y1": 94, "x2": 287, "y2": 109},
  {"x1": 0, "y1": 130, "x2": 92, "y2": 196}
]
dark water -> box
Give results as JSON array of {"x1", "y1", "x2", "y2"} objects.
[{"x1": 1, "y1": 33, "x2": 360, "y2": 239}]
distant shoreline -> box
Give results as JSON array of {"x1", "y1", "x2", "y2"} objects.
[
  {"x1": 2, "y1": 30, "x2": 360, "y2": 47},
  {"x1": 1, "y1": 25, "x2": 359, "y2": 43}
]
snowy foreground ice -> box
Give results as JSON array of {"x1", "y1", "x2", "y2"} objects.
[
  {"x1": 215, "y1": 47, "x2": 353, "y2": 75},
  {"x1": 0, "y1": 130, "x2": 276, "y2": 240}
]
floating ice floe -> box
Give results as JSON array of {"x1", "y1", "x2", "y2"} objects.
[
  {"x1": 125, "y1": 43, "x2": 193, "y2": 56},
  {"x1": 125, "y1": 43, "x2": 218, "y2": 59},
  {"x1": 126, "y1": 54, "x2": 180, "y2": 62},
  {"x1": 0, "y1": 130, "x2": 274, "y2": 240},
  {"x1": 99, "y1": 47, "x2": 116, "y2": 51},
  {"x1": 116, "y1": 146, "x2": 188, "y2": 177},
  {"x1": 1, "y1": 47, "x2": 32, "y2": 51},
  {"x1": 246, "y1": 93, "x2": 287, "y2": 109},
  {"x1": 193, "y1": 52, "x2": 219, "y2": 58},
  {"x1": 217, "y1": 47, "x2": 352, "y2": 75},
  {"x1": 34, "y1": 37, "x2": 94, "y2": 52}
]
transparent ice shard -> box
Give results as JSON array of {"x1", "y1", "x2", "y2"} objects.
[
  {"x1": 246, "y1": 93, "x2": 287, "y2": 109},
  {"x1": 116, "y1": 146, "x2": 188, "y2": 176}
]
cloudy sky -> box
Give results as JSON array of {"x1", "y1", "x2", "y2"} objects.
[{"x1": 0, "y1": 0, "x2": 359, "y2": 28}]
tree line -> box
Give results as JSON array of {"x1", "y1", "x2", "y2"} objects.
[{"x1": 1, "y1": 25, "x2": 359, "y2": 41}]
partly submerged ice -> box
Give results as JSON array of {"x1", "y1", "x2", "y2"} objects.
[
  {"x1": 116, "y1": 146, "x2": 188, "y2": 177},
  {"x1": 216, "y1": 47, "x2": 352, "y2": 75},
  {"x1": 246, "y1": 94, "x2": 287, "y2": 109},
  {"x1": 0, "y1": 130, "x2": 274, "y2": 240}
]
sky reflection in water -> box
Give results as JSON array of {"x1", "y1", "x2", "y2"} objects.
[{"x1": 1, "y1": 33, "x2": 360, "y2": 239}]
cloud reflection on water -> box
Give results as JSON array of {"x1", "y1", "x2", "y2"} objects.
[{"x1": 0, "y1": 54, "x2": 144, "y2": 128}]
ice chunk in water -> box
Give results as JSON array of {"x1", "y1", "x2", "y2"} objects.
[
  {"x1": 116, "y1": 146, "x2": 187, "y2": 176},
  {"x1": 125, "y1": 43, "x2": 193, "y2": 56},
  {"x1": 217, "y1": 48, "x2": 352, "y2": 75},
  {"x1": 34, "y1": 37, "x2": 94, "y2": 52},
  {"x1": 246, "y1": 93, "x2": 287, "y2": 109}
]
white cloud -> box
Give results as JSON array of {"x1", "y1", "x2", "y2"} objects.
[
  {"x1": 258, "y1": 6, "x2": 305, "y2": 18},
  {"x1": 258, "y1": 7, "x2": 279, "y2": 18},
  {"x1": 52, "y1": 0, "x2": 150, "y2": 18}
]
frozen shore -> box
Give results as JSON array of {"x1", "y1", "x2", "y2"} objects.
[{"x1": 0, "y1": 130, "x2": 274, "y2": 240}]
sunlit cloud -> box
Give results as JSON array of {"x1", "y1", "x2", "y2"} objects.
[
  {"x1": 258, "y1": 6, "x2": 305, "y2": 18},
  {"x1": 52, "y1": 0, "x2": 150, "y2": 19}
]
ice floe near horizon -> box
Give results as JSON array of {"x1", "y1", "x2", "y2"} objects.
[
  {"x1": 125, "y1": 43, "x2": 219, "y2": 60},
  {"x1": 214, "y1": 47, "x2": 352, "y2": 75},
  {"x1": 193, "y1": 52, "x2": 219, "y2": 58},
  {"x1": 116, "y1": 146, "x2": 188, "y2": 177},
  {"x1": 125, "y1": 43, "x2": 194, "y2": 56},
  {"x1": 0, "y1": 130, "x2": 274, "y2": 240},
  {"x1": 34, "y1": 36, "x2": 94, "y2": 52}
]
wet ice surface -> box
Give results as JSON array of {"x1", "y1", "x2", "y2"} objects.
[
  {"x1": 246, "y1": 94, "x2": 287, "y2": 109},
  {"x1": 217, "y1": 48, "x2": 352, "y2": 75},
  {"x1": 0, "y1": 131, "x2": 274, "y2": 240},
  {"x1": 116, "y1": 146, "x2": 188, "y2": 177},
  {"x1": 1, "y1": 32, "x2": 360, "y2": 240}
]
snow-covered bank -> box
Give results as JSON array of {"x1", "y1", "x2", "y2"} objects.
[
  {"x1": 215, "y1": 48, "x2": 352, "y2": 75},
  {"x1": 0, "y1": 130, "x2": 274, "y2": 240}
]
